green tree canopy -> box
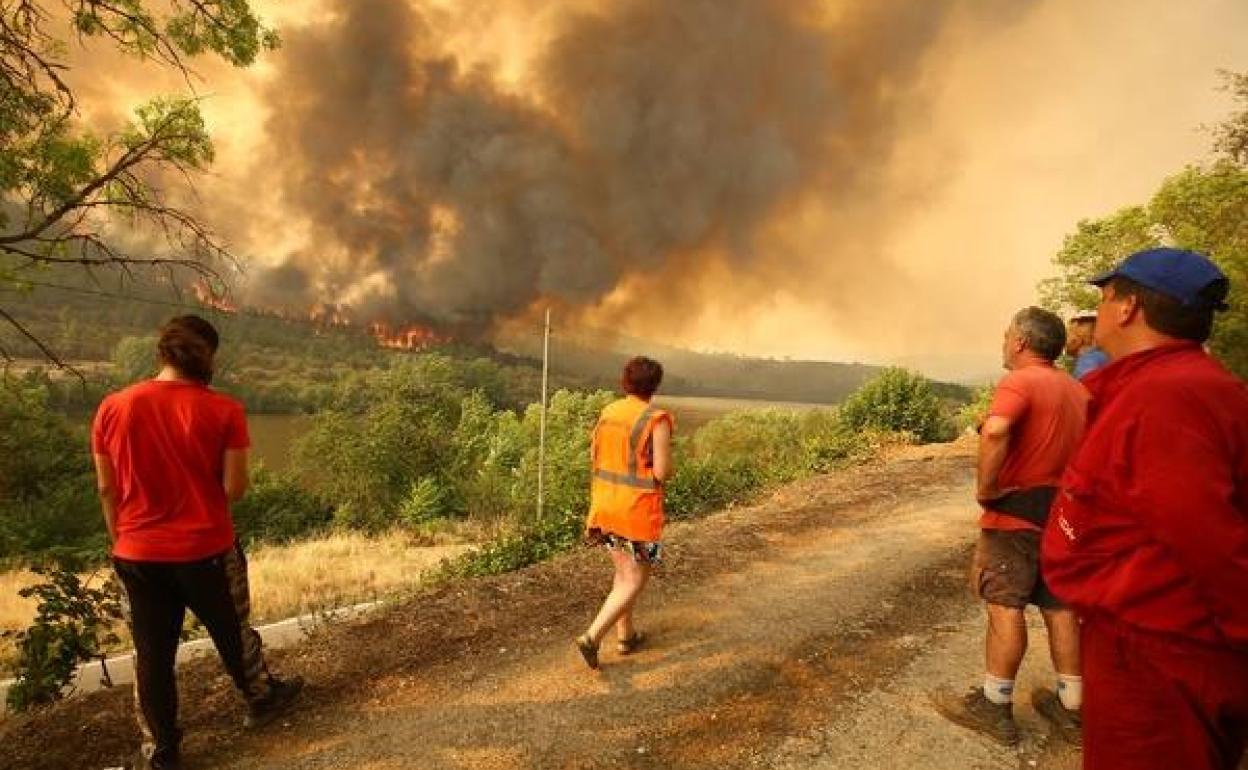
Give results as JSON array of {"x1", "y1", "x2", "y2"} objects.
[
  {"x1": 0, "y1": 1, "x2": 277, "y2": 365},
  {"x1": 1039, "y1": 71, "x2": 1248, "y2": 377}
]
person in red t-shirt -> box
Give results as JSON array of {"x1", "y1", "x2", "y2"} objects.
[
  {"x1": 92, "y1": 316, "x2": 302, "y2": 770},
  {"x1": 934, "y1": 306, "x2": 1090, "y2": 747},
  {"x1": 1043, "y1": 248, "x2": 1247, "y2": 770}
]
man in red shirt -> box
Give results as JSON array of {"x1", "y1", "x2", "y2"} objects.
[
  {"x1": 93, "y1": 316, "x2": 302, "y2": 770},
  {"x1": 934, "y1": 306, "x2": 1090, "y2": 746},
  {"x1": 1043, "y1": 248, "x2": 1247, "y2": 770}
]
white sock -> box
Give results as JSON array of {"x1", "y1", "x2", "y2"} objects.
[
  {"x1": 1057, "y1": 674, "x2": 1083, "y2": 710},
  {"x1": 983, "y1": 673, "x2": 1015, "y2": 705}
]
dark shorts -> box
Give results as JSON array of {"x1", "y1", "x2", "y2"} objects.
[
  {"x1": 972, "y1": 528, "x2": 1064, "y2": 609},
  {"x1": 584, "y1": 528, "x2": 662, "y2": 564}
]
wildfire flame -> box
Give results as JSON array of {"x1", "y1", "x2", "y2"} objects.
[
  {"x1": 367, "y1": 322, "x2": 442, "y2": 350},
  {"x1": 192, "y1": 282, "x2": 238, "y2": 314},
  {"x1": 195, "y1": 282, "x2": 441, "y2": 351},
  {"x1": 309, "y1": 302, "x2": 352, "y2": 328}
]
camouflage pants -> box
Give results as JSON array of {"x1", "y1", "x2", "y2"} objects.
[{"x1": 114, "y1": 543, "x2": 274, "y2": 761}]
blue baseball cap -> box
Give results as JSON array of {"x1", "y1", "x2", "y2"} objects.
[{"x1": 1090, "y1": 247, "x2": 1229, "y2": 310}]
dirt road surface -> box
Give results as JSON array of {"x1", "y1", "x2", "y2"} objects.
[{"x1": 2, "y1": 439, "x2": 1082, "y2": 770}]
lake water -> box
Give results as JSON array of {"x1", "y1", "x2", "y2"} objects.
[{"x1": 247, "y1": 396, "x2": 828, "y2": 472}]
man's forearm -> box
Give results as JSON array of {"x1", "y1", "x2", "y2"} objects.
[
  {"x1": 976, "y1": 434, "x2": 1010, "y2": 501},
  {"x1": 99, "y1": 492, "x2": 118, "y2": 543}
]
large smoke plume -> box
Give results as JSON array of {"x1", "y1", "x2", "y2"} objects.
[{"x1": 243, "y1": 0, "x2": 973, "y2": 333}]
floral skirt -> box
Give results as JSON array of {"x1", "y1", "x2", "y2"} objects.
[{"x1": 584, "y1": 527, "x2": 663, "y2": 565}]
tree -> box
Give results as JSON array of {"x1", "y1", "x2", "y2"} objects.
[
  {"x1": 1212, "y1": 69, "x2": 1248, "y2": 165},
  {"x1": 1039, "y1": 71, "x2": 1248, "y2": 378},
  {"x1": 0, "y1": 1, "x2": 277, "y2": 366}
]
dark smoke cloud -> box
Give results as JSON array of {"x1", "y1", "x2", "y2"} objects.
[{"x1": 247, "y1": 0, "x2": 988, "y2": 331}]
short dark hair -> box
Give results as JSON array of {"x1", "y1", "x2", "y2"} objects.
[
  {"x1": 1106, "y1": 276, "x2": 1218, "y2": 343},
  {"x1": 1011, "y1": 306, "x2": 1066, "y2": 361},
  {"x1": 621, "y1": 356, "x2": 663, "y2": 399},
  {"x1": 158, "y1": 315, "x2": 219, "y2": 384}
]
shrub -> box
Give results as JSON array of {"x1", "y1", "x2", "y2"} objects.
[
  {"x1": 230, "y1": 466, "x2": 334, "y2": 545},
  {"x1": 665, "y1": 456, "x2": 767, "y2": 519},
  {"x1": 955, "y1": 385, "x2": 994, "y2": 434},
  {"x1": 838, "y1": 368, "x2": 954, "y2": 443},
  {"x1": 0, "y1": 386, "x2": 103, "y2": 561},
  {"x1": 3, "y1": 559, "x2": 123, "y2": 712}
]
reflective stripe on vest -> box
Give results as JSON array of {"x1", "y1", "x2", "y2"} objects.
[
  {"x1": 593, "y1": 468, "x2": 659, "y2": 490},
  {"x1": 596, "y1": 404, "x2": 658, "y2": 491}
]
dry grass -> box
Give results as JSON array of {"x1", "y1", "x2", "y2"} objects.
[
  {"x1": 0, "y1": 531, "x2": 471, "y2": 668},
  {"x1": 0, "y1": 569, "x2": 40, "y2": 641},
  {"x1": 244, "y1": 531, "x2": 469, "y2": 623}
]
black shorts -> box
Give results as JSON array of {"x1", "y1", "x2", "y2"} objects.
[{"x1": 972, "y1": 528, "x2": 1064, "y2": 610}]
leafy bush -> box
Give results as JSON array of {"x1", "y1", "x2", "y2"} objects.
[
  {"x1": 3, "y1": 559, "x2": 123, "y2": 712},
  {"x1": 838, "y1": 368, "x2": 954, "y2": 443},
  {"x1": 0, "y1": 386, "x2": 104, "y2": 561},
  {"x1": 686, "y1": 410, "x2": 809, "y2": 484},
  {"x1": 441, "y1": 508, "x2": 585, "y2": 579},
  {"x1": 955, "y1": 385, "x2": 994, "y2": 434},
  {"x1": 230, "y1": 466, "x2": 334, "y2": 544},
  {"x1": 665, "y1": 456, "x2": 767, "y2": 519}
]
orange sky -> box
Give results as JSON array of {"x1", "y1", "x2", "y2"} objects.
[{"x1": 62, "y1": 0, "x2": 1248, "y2": 380}]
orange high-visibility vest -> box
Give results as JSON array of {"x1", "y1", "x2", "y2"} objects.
[{"x1": 586, "y1": 396, "x2": 672, "y2": 543}]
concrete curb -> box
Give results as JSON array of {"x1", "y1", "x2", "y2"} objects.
[{"x1": 0, "y1": 599, "x2": 382, "y2": 715}]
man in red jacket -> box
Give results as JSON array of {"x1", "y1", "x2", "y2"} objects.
[{"x1": 1043, "y1": 247, "x2": 1248, "y2": 770}]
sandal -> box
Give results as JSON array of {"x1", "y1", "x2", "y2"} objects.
[
  {"x1": 616, "y1": 631, "x2": 645, "y2": 655},
  {"x1": 574, "y1": 634, "x2": 600, "y2": 669}
]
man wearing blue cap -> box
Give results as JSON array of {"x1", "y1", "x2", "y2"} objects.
[{"x1": 1043, "y1": 248, "x2": 1248, "y2": 770}]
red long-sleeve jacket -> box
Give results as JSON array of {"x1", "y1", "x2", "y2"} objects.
[{"x1": 1043, "y1": 342, "x2": 1248, "y2": 648}]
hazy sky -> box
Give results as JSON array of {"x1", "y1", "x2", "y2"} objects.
[
  {"x1": 659, "y1": 0, "x2": 1248, "y2": 378},
  {"x1": 65, "y1": 0, "x2": 1248, "y2": 380}
]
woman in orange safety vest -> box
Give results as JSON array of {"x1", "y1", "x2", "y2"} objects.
[{"x1": 575, "y1": 356, "x2": 674, "y2": 669}]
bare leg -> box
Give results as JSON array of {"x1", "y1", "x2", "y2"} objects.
[
  {"x1": 586, "y1": 549, "x2": 651, "y2": 645},
  {"x1": 1040, "y1": 608, "x2": 1080, "y2": 676},
  {"x1": 986, "y1": 603, "x2": 1028, "y2": 679}
]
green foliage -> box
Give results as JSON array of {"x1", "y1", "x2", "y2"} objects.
[
  {"x1": 1037, "y1": 206, "x2": 1159, "y2": 312},
  {"x1": 441, "y1": 508, "x2": 585, "y2": 579},
  {"x1": 1150, "y1": 163, "x2": 1248, "y2": 374},
  {"x1": 3, "y1": 559, "x2": 123, "y2": 712},
  {"x1": 0, "y1": 385, "x2": 103, "y2": 560},
  {"x1": 837, "y1": 368, "x2": 954, "y2": 443},
  {"x1": 111, "y1": 335, "x2": 158, "y2": 384},
  {"x1": 2, "y1": 0, "x2": 277, "y2": 363},
  {"x1": 1213, "y1": 69, "x2": 1248, "y2": 165},
  {"x1": 664, "y1": 456, "x2": 766, "y2": 520},
  {"x1": 1039, "y1": 73, "x2": 1248, "y2": 378},
  {"x1": 292, "y1": 363, "x2": 612, "y2": 535},
  {"x1": 229, "y1": 466, "x2": 333, "y2": 545},
  {"x1": 1039, "y1": 163, "x2": 1248, "y2": 377},
  {"x1": 955, "y1": 385, "x2": 994, "y2": 434}
]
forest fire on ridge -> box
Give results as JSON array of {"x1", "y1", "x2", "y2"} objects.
[{"x1": 194, "y1": 282, "x2": 442, "y2": 351}]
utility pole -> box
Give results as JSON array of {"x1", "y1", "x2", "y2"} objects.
[{"x1": 536, "y1": 306, "x2": 551, "y2": 521}]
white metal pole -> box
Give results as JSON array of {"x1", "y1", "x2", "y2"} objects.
[{"x1": 537, "y1": 307, "x2": 551, "y2": 521}]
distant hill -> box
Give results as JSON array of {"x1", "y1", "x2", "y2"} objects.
[{"x1": 498, "y1": 332, "x2": 970, "y2": 406}]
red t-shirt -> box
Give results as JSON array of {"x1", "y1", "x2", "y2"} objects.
[
  {"x1": 92, "y1": 379, "x2": 249, "y2": 562},
  {"x1": 980, "y1": 359, "x2": 1090, "y2": 531}
]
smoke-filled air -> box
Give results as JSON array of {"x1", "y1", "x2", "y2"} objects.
[{"x1": 62, "y1": 0, "x2": 1248, "y2": 377}]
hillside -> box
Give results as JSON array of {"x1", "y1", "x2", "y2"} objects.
[{"x1": 1, "y1": 278, "x2": 968, "y2": 407}]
